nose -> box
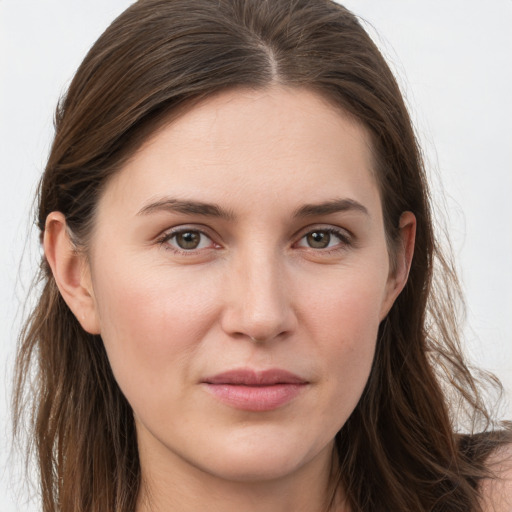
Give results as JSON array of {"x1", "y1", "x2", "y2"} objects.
[{"x1": 220, "y1": 247, "x2": 297, "y2": 343}]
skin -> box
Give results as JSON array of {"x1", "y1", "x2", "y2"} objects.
[
  {"x1": 479, "y1": 445, "x2": 512, "y2": 512},
  {"x1": 45, "y1": 86, "x2": 416, "y2": 512}
]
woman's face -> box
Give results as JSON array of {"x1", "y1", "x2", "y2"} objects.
[{"x1": 83, "y1": 87, "x2": 410, "y2": 484}]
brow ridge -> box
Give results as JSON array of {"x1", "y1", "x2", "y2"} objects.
[
  {"x1": 293, "y1": 198, "x2": 369, "y2": 218},
  {"x1": 137, "y1": 197, "x2": 368, "y2": 220},
  {"x1": 137, "y1": 198, "x2": 234, "y2": 219}
]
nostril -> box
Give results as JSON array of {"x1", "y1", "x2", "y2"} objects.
[{"x1": 220, "y1": 261, "x2": 296, "y2": 343}]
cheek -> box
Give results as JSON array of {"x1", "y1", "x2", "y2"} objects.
[
  {"x1": 301, "y1": 268, "x2": 386, "y2": 417},
  {"x1": 304, "y1": 265, "x2": 386, "y2": 346},
  {"x1": 91, "y1": 258, "x2": 222, "y2": 398}
]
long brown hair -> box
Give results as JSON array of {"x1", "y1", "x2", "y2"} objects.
[{"x1": 13, "y1": 1, "x2": 510, "y2": 511}]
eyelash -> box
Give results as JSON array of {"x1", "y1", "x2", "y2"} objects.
[
  {"x1": 156, "y1": 227, "x2": 218, "y2": 255},
  {"x1": 156, "y1": 225, "x2": 353, "y2": 255},
  {"x1": 294, "y1": 227, "x2": 353, "y2": 253}
]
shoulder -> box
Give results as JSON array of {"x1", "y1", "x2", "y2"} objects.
[{"x1": 479, "y1": 443, "x2": 512, "y2": 512}]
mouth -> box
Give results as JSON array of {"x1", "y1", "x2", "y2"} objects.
[{"x1": 201, "y1": 368, "x2": 309, "y2": 412}]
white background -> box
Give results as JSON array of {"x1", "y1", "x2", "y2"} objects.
[{"x1": 1, "y1": 1, "x2": 511, "y2": 510}]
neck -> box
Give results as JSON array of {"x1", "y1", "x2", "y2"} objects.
[{"x1": 135, "y1": 440, "x2": 347, "y2": 512}]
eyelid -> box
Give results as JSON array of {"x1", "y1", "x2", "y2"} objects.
[
  {"x1": 154, "y1": 223, "x2": 354, "y2": 256},
  {"x1": 156, "y1": 225, "x2": 221, "y2": 253},
  {"x1": 293, "y1": 224, "x2": 353, "y2": 250}
]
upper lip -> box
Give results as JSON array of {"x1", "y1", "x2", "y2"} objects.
[{"x1": 202, "y1": 368, "x2": 308, "y2": 386}]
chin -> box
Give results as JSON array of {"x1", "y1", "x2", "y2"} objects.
[
  {"x1": 201, "y1": 453, "x2": 309, "y2": 483},
  {"x1": 192, "y1": 429, "x2": 334, "y2": 483}
]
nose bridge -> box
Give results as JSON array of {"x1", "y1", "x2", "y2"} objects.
[{"x1": 222, "y1": 242, "x2": 294, "y2": 341}]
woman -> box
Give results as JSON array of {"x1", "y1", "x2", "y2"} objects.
[{"x1": 13, "y1": 0, "x2": 511, "y2": 511}]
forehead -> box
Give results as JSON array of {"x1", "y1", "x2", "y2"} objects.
[{"x1": 98, "y1": 86, "x2": 381, "y2": 220}]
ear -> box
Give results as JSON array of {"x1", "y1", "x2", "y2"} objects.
[
  {"x1": 43, "y1": 212, "x2": 101, "y2": 334},
  {"x1": 380, "y1": 211, "x2": 416, "y2": 320}
]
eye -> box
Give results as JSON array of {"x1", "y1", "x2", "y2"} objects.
[
  {"x1": 295, "y1": 228, "x2": 350, "y2": 250},
  {"x1": 159, "y1": 228, "x2": 217, "y2": 252}
]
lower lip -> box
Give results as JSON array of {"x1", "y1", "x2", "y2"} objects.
[{"x1": 203, "y1": 383, "x2": 306, "y2": 411}]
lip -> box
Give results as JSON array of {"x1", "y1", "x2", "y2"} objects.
[{"x1": 202, "y1": 369, "x2": 308, "y2": 412}]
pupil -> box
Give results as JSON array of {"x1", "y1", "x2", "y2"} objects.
[
  {"x1": 177, "y1": 231, "x2": 200, "y2": 249},
  {"x1": 307, "y1": 231, "x2": 330, "y2": 249}
]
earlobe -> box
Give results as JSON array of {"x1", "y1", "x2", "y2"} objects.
[
  {"x1": 43, "y1": 212, "x2": 101, "y2": 334},
  {"x1": 380, "y1": 211, "x2": 416, "y2": 319}
]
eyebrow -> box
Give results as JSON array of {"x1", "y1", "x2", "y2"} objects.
[
  {"x1": 136, "y1": 197, "x2": 368, "y2": 219},
  {"x1": 293, "y1": 198, "x2": 369, "y2": 218},
  {"x1": 137, "y1": 198, "x2": 234, "y2": 219}
]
